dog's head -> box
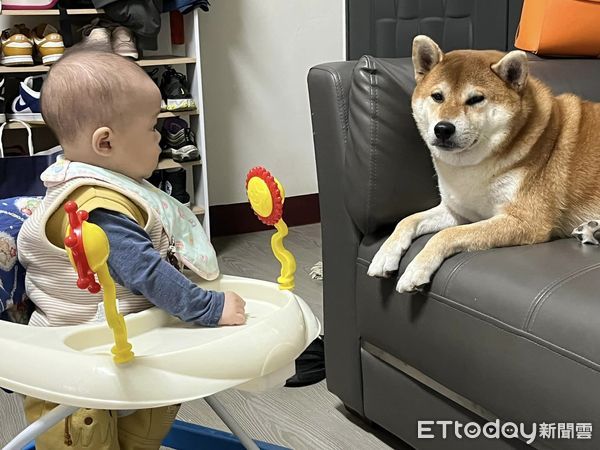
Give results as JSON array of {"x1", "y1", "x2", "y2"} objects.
[{"x1": 411, "y1": 35, "x2": 529, "y2": 166}]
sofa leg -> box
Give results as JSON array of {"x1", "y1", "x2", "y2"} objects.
[{"x1": 342, "y1": 403, "x2": 374, "y2": 427}]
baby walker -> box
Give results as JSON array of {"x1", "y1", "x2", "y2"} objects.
[{"x1": 0, "y1": 167, "x2": 320, "y2": 450}]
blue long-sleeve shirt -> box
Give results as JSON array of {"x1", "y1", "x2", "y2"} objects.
[{"x1": 88, "y1": 208, "x2": 224, "y2": 326}]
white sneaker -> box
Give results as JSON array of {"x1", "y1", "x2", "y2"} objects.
[
  {"x1": 111, "y1": 26, "x2": 138, "y2": 59},
  {"x1": 80, "y1": 21, "x2": 111, "y2": 51}
]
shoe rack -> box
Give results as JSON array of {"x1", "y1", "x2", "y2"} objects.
[{"x1": 0, "y1": 8, "x2": 213, "y2": 239}]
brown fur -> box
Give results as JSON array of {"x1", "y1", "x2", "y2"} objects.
[{"x1": 369, "y1": 36, "x2": 600, "y2": 292}]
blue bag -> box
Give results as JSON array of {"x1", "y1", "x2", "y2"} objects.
[{"x1": 0, "y1": 121, "x2": 61, "y2": 197}]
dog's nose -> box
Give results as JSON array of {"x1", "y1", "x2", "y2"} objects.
[{"x1": 434, "y1": 121, "x2": 456, "y2": 140}]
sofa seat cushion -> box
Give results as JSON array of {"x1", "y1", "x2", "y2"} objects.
[{"x1": 356, "y1": 233, "x2": 600, "y2": 440}]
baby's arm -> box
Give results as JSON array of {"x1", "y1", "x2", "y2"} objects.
[{"x1": 88, "y1": 209, "x2": 245, "y2": 326}]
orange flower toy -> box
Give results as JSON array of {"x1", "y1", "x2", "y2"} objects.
[
  {"x1": 64, "y1": 200, "x2": 134, "y2": 364},
  {"x1": 245, "y1": 167, "x2": 296, "y2": 290}
]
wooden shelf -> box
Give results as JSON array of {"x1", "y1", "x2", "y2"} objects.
[
  {"x1": 0, "y1": 8, "x2": 103, "y2": 16},
  {"x1": 0, "y1": 65, "x2": 49, "y2": 74},
  {"x1": 0, "y1": 56, "x2": 196, "y2": 74},
  {"x1": 181, "y1": 159, "x2": 203, "y2": 168},
  {"x1": 157, "y1": 159, "x2": 181, "y2": 170},
  {"x1": 157, "y1": 110, "x2": 198, "y2": 119},
  {"x1": 191, "y1": 205, "x2": 205, "y2": 215},
  {"x1": 157, "y1": 158, "x2": 202, "y2": 170},
  {"x1": 137, "y1": 56, "x2": 196, "y2": 67},
  {"x1": 3, "y1": 120, "x2": 44, "y2": 129}
]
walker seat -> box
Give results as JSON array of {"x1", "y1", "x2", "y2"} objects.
[
  {"x1": 0, "y1": 274, "x2": 320, "y2": 409},
  {"x1": 1, "y1": 167, "x2": 318, "y2": 450}
]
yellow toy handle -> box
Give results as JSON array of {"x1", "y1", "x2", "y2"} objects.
[
  {"x1": 64, "y1": 201, "x2": 134, "y2": 364},
  {"x1": 246, "y1": 167, "x2": 296, "y2": 290},
  {"x1": 272, "y1": 220, "x2": 296, "y2": 290},
  {"x1": 96, "y1": 264, "x2": 134, "y2": 364}
]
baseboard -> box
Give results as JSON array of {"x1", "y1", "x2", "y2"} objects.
[{"x1": 210, "y1": 193, "x2": 320, "y2": 237}]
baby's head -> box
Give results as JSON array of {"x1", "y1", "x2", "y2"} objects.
[{"x1": 41, "y1": 48, "x2": 162, "y2": 181}]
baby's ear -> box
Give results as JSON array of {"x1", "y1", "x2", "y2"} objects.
[
  {"x1": 491, "y1": 51, "x2": 529, "y2": 92},
  {"x1": 412, "y1": 35, "x2": 444, "y2": 83},
  {"x1": 92, "y1": 127, "x2": 113, "y2": 156}
]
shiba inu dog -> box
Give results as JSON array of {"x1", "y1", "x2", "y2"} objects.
[{"x1": 368, "y1": 35, "x2": 600, "y2": 293}]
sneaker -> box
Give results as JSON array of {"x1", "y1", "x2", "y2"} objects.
[
  {"x1": 1, "y1": 25, "x2": 33, "y2": 66},
  {"x1": 147, "y1": 68, "x2": 168, "y2": 110},
  {"x1": 80, "y1": 19, "x2": 112, "y2": 52},
  {"x1": 160, "y1": 66, "x2": 196, "y2": 111},
  {"x1": 160, "y1": 117, "x2": 200, "y2": 162},
  {"x1": 111, "y1": 26, "x2": 138, "y2": 59},
  {"x1": 146, "y1": 170, "x2": 163, "y2": 189},
  {"x1": 32, "y1": 24, "x2": 64, "y2": 65},
  {"x1": 0, "y1": 78, "x2": 6, "y2": 124},
  {"x1": 162, "y1": 168, "x2": 190, "y2": 206},
  {"x1": 9, "y1": 75, "x2": 44, "y2": 122}
]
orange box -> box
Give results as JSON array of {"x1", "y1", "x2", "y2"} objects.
[{"x1": 515, "y1": 0, "x2": 600, "y2": 57}]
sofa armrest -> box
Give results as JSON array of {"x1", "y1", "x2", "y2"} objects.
[
  {"x1": 345, "y1": 56, "x2": 440, "y2": 236},
  {"x1": 308, "y1": 62, "x2": 365, "y2": 413}
]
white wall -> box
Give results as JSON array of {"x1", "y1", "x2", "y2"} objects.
[{"x1": 199, "y1": 1, "x2": 345, "y2": 206}]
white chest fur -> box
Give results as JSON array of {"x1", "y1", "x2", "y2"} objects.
[{"x1": 435, "y1": 158, "x2": 524, "y2": 223}]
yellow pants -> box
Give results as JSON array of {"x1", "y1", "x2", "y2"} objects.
[{"x1": 24, "y1": 397, "x2": 180, "y2": 450}]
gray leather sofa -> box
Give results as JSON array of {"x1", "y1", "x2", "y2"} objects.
[{"x1": 308, "y1": 1, "x2": 600, "y2": 449}]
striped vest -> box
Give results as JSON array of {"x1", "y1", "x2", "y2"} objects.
[{"x1": 18, "y1": 158, "x2": 218, "y2": 327}]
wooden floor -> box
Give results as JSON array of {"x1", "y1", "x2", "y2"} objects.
[{"x1": 0, "y1": 224, "x2": 407, "y2": 449}]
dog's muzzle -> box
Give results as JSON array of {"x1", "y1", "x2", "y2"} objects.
[{"x1": 433, "y1": 121, "x2": 459, "y2": 150}]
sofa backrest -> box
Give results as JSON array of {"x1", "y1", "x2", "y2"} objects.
[{"x1": 347, "y1": 0, "x2": 525, "y2": 59}]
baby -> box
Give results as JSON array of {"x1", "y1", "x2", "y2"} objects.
[{"x1": 17, "y1": 48, "x2": 246, "y2": 449}]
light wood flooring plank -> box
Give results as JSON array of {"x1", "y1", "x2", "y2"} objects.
[
  {"x1": 177, "y1": 380, "x2": 402, "y2": 450},
  {"x1": 213, "y1": 224, "x2": 324, "y2": 327}
]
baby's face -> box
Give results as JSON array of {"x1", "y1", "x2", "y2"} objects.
[{"x1": 111, "y1": 79, "x2": 162, "y2": 181}]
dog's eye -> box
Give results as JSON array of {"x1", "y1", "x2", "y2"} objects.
[
  {"x1": 431, "y1": 93, "x2": 444, "y2": 103},
  {"x1": 466, "y1": 95, "x2": 485, "y2": 106}
]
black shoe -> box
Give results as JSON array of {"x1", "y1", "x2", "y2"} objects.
[
  {"x1": 146, "y1": 170, "x2": 163, "y2": 189},
  {"x1": 162, "y1": 168, "x2": 190, "y2": 206},
  {"x1": 285, "y1": 335, "x2": 326, "y2": 388},
  {"x1": 160, "y1": 66, "x2": 196, "y2": 111},
  {"x1": 147, "y1": 68, "x2": 167, "y2": 110},
  {"x1": 160, "y1": 117, "x2": 200, "y2": 162}
]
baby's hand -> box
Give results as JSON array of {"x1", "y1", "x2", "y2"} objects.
[{"x1": 218, "y1": 291, "x2": 246, "y2": 326}]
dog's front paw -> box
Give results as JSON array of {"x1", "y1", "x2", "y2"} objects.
[
  {"x1": 368, "y1": 247, "x2": 401, "y2": 278},
  {"x1": 396, "y1": 262, "x2": 433, "y2": 293}
]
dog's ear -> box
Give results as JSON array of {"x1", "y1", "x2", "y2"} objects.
[
  {"x1": 412, "y1": 35, "x2": 444, "y2": 82},
  {"x1": 491, "y1": 51, "x2": 529, "y2": 92}
]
